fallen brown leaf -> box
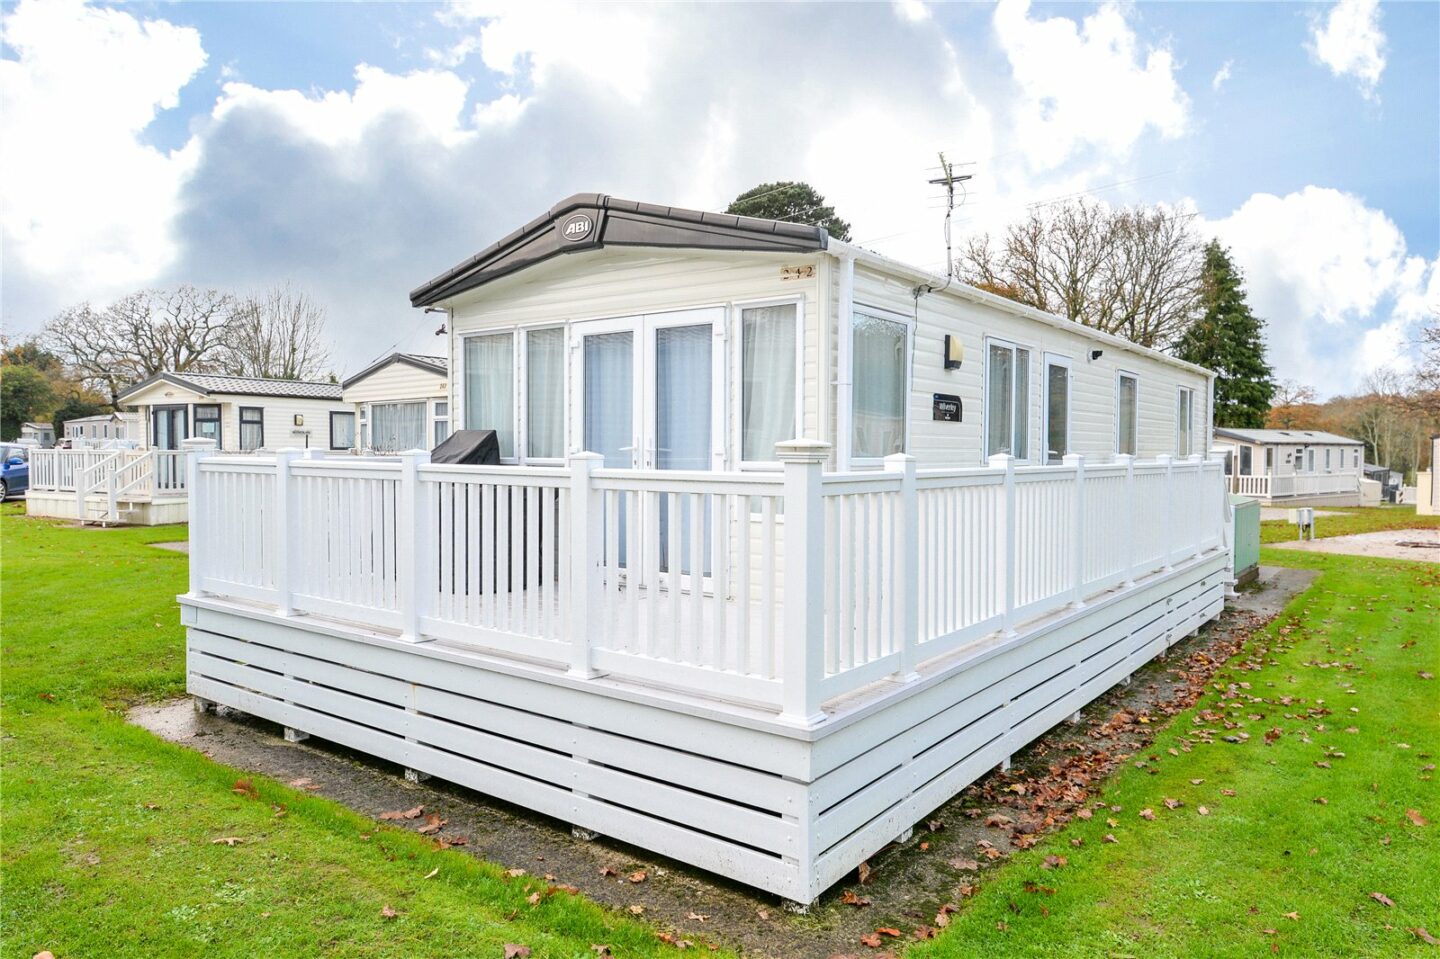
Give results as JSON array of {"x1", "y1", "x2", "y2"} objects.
[
  {"x1": 686, "y1": 912, "x2": 709, "y2": 922},
  {"x1": 1102, "y1": 834, "x2": 1118, "y2": 843},
  {"x1": 627, "y1": 870, "x2": 647, "y2": 884},
  {"x1": 503, "y1": 946, "x2": 531, "y2": 959},
  {"x1": 1198, "y1": 806, "x2": 1210, "y2": 816},
  {"x1": 380, "y1": 904, "x2": 397, "y2": 920},
  {"x1": 1040, "y1": 854, "x2": 1067, "y2": 870},
  {"x1": 210, "y1": 836, "x2": 244, "y2": 846},
  {"x1": 1369, "y1": 892, "x2": 1396, "y2": 908},
  {"x1": 416, "y1": 813, "x2": 446, "y2": 835},
  {"x1": 1139, "y1": 808, "x2": 1156, "y2": 820},
  {"x1": 857, "y1": 860, "x2": 873, "y2": 884},
  {"x1": 1405, "y1": 809, "x2": 1429, "y2": 827},
  {"x1": 379, "y1": 805, "x2": 424, "y2": 821},
  {"x1": 1409, "y1": 927, "x2": 1438, "y2": 945},
  {"x1": 232, "y1": 778, "x2": 258, "y2": 799},
  {"x1": 859, "y1": 932, "x2": 882, "y2": 949},
  {"x1": 840, "y1": 889, "x2": 872, "y2": 907},
  {"x1": 949, "y1": 857, "x2": 980, "y2": 871}
]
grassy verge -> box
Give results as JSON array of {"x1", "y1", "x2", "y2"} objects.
[
  {"x1": 1260, "y1": 504, "x2": 1440, "y2": 544},
  {"x1": 916, "y1": 547, "x2": 1439, "y2": 958},
  {"x1": 0, "y1": 505, "x2": 713, "y2": 959}
]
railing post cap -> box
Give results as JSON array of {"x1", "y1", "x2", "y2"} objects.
[
  {"x1": 568, "y1": 450, "x2": 605, "y2": 465},
  {"x1": 398, "y1": 448, "x2": 431, "y2": 461},
  {"x1": 987, "y1": 453, "x2": 1015, "y2": 469},
  {"x1": 1157, "y1": 454, "x2": 1174, "y2": 464},
  {"x1": 775, "y1": 438, "x2": 831, "y2": 464},
  {"x1": 1062, "y1": 452, "x2": 1085, "y2": 466},
  {"x1": 181, "y1": 438, "x2": 217, "y2": 451},
  {"x1": 1115, "y1": 453, "x2": 1135, "y2": 464}
]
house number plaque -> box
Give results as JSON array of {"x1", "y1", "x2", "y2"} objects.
[{"x1": 932, "y1": 393, "x2": 962, "y2": 422}]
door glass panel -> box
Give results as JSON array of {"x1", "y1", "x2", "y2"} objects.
[
  {"x1": 655, "y1": 324, "x2": 712, "y2": 576},
  {"x1": 1046, "y1": 362, "x2": 1068, "y2": 464},
  {"x1": 986, "y1": 344, "x2": 1013, "y2": 456},
  {"x1": 584, "y1": 331, "x2": 634, "y2": 568}
]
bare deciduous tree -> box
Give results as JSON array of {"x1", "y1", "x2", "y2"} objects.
[
  {"x1": 223, "y1": 284, "x2": 332, "y2": 381},
  {"x1": 43, "y1": 286, "x2": 236, "y2": 404},
  {"x1": 958, "y1": 198, "x2": 1204, "y2": 348}
]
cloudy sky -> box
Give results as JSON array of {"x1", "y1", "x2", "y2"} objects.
[{"x1": 2, "y1": 0, "x2": 1436, "y2": 395}]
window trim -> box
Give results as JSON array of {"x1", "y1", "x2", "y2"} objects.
[
  {"x1": 1041, "y1": 352, "x2": 1072, "y2": 465},
  {"x1": 1115, "y1": 371, "x2": 1140, "y2": 457},
  {"x1": 150, "y1": 404, "x2": 189, "y2": 449},
  {"x1": 849, "y1": 303, "x2": 913, "y2": 468},
  {"x1": 983, "y1": 335, "x2": 1035, "y2": 463},
  {"x1": 329, "y1": 411, "x2": 356, "y2": 451},
  {"x1": 238, "y1": 406, "x2": 264, "y2": 452},
  {"x1": 431, "y1": 398, "x2": 450, "y2": 450},
  {"x1": 1176, "y1": 386, "x2": 1195, "y2": 458},
  {"x1": 732, "y1": 295, "x2": 805, "y2": 470}
]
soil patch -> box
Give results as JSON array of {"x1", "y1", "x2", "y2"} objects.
[{"x1": 130, "y1": 567, "x2": 1315, "y2": 959}]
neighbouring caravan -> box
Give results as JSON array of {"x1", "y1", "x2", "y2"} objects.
[
  {"x1": 340, "y1": 352, "x2": 450, "y2": 452},
  {"x1": 1212, "y1": 426, "x2": 1365, "y2": 506}
]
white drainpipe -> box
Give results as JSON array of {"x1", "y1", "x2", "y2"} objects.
[{"x1": 835, "y1": 252, "x2": 856, "y2": 471}]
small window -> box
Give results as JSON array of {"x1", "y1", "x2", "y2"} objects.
[
  {"x1": 464, "y1": 332, "x2": 516, "y2": 459},
  {"x1": 1239, "y1": 446, "x2": 1252, "y2": 475},
  {"x1": 525, "y1": 328, "x2": 564, "y2": 459},
  {"x1": 741, "y1": 303, "x2": 799, "y2": 463},
  {"x1": 1116, "y1": 373, "x2": 1139, "y2": 456},
  {"x1": 370, "y1": 401, "x2": 427, "y2": 452},
  {"x1": 239, "y1": 407, "x2": 264, "y2": 452},
  {"x1": 194, "y1": 405, "x2": 221, "y2": 446},
  {"x1": 1307, "y1": 449, "x2": 1315, "y2": 472},
  {"x1": 1353, "y1": 450, "x2": 1359, "y2": 468},
  {"x1": 1325, "y1": 449, "x2": 1332, "y2": 471},
  {"x1": 330, "y1": 411, "x2": 356, "y2": 450},
  {"x1": 1265, "y1": 447, "x2": 1274, "y2": 469},
  {"x1": 986, "y1": 339, "x2": 1031, "y2": 459},
  {"x1": 1176, "y1": 388, "x2": 1194, "y2": 457},
  {"x1": 432, "y1": 400, "x2": 450, "y2": 449},
  {"x1": 1043, "y1": 356, "x2": 1069, "y2": 464},
  {"x1": 852, "y1": 310, "x2": 907, "y2": 460}
]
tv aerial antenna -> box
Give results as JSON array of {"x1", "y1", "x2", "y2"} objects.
[{"x1": 921, "y1": 151, "x2": 974, "y2": 295}]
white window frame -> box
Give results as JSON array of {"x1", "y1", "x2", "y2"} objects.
[
  {"x1": 1041, "y1": 352, "x2": 1071, "y2": 465},
  {"x1": 457, "y1": 328, "x2": 520, "y2": 464},
  {"x1": 1176, "y1": 386, "x2": 1195, "y2": 457},
  {"x1": 732, "y1": 296, "x2": 805, "y2": 470},
  {"x1": 431, "y1": 399, "x2": 450, "y2": 448},
  {"x1": 983, "y1": 335, "x2": 1035, "y2": 463},
  {"x1": 1115, "y1": 371, "x2": 1140, "y2": 457},
  {"x1": 518, "y1": 324, "x2": 568, "y2": 465},
  {"x1": 849, "y1": 303, "x2": 913, "y2": 469}
]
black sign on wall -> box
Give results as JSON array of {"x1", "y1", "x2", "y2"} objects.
[{"x1": 933, "y1": 393, "x2": 962, "y2": 422}]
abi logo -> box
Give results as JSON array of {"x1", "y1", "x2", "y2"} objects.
[{"x1": 560, "y1": 213, "x2": 593, "y2": 242}]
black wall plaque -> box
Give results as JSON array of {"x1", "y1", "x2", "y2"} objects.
[{"x1": 933, "y1": 393, "x2": 962, "y2": 422}]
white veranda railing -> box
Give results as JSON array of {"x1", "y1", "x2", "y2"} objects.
[{"x1": 186, "y1": 441, "x2": 1229, "y2": 720}]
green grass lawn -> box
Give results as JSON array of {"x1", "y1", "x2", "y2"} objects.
[
  {"x1": 0, "y1": 504, "x2": 709, "y2": 959},
  {"x1": 4, "y1": 505, "x2": 1437, "y2": 959},
  {"x1": 1261, "y1": 504, "x2": 1440, "y2": 545},
  {"x1": 917, "y1": 546, "x2": 1439, "y2": 958}
]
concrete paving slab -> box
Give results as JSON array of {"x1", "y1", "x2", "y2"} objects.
[{"x1": 1268, "y1": 527, "x2": 1440, "y2": 563}]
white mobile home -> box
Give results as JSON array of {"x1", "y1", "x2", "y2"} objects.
[
  {"x1": 181, "y1": 195, "x2": 1231, "y2": 903},
  {"x1": 341, "y1": 352, "x2": 450, "y2": 452},
  {"x1": 1213, "y1": 427, "x2": 1364, "y2": 506},
  {"x1": 18, "y1": 422, "x2": 55, "y2": 447},
  {"x1": 62, "y1": 412, "x2": 136, "y2": 444},
  {"x1": 26, "y1": 372, "x2": 348, "y2": 525}
]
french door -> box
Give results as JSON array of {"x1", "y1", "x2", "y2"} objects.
[{"x1": 571, "y1": 308, "x2": 723, "y2": 579}]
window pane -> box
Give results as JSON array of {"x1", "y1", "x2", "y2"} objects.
[
  {"x1": 194, "y1": 405, "x2": 220, "y2": 444},
  {"x1": 331, "y1": 412, "x2": 356, "y2": 449},
  {"x1": 464, "y1": 333, "x2": 515, "y2": 458},
  {"x1": 1118, "y1": 375, "x2": 1138, "y2": 455},
  {"x1": 1012, "y1": 348, "x2": 1029, "y2": 460},
  {"x1": 1177, "y1": 390, "x2": 1192, "y2": 456},
  {"x1": 986, "y1": 343, "x2": 1013, "y2": 457},
  {"x1": 742, "y1": 304, "x2": 797, "y2": 461},
  {"x1": 434, "y1": 419, "x2": 450, "y2": 448},
  {"x1": 1240, "y1": 446, "x2": 1252, "y2": 475},
  {"x1": 852, "y1": 313, "x2": 906, "y2": 458},
  {"x1": 1046, "y1": 362, "x2": 1068, "y2": 463},
  {"x1": 370, "y1": 402, "x2": 427, "y2": 452},
  {"x1": 526, "y1": 328, "x2": 565, "y2": 459}
]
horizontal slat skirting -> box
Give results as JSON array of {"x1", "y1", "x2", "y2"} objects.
[{"x1": 187, "y1": 672, "x2": 803, "y2": 900}]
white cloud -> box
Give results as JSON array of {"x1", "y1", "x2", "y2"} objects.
[
  {"x1": 991, "y1": 0, "x2": 1189, "y2": 171},
  {"x1": 893, "y1": 0, "x2": 932, "y2": 23},
  {"x1": 1211, "y1": 59, "x2": 1232, "y2": 91},
  {"x1": 1202, "y1": 186, "x2": 1436, "y2": 394},
  {"x1": 0, "y1": 0, "x2": 205, "y2": 300},
  {"x1": 213, "y1": 65, "x2": 476, "y2": 150},
  {"x1": 1308, "y1": 0, "x2": 1386, "y2": 98}
]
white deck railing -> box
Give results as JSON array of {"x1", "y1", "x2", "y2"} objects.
[
  {"x1": 186, "y1": 440, "x2": 1228, "y2": 721},
  {"x1": 1230, "y1": 472, "x2": 1359, "y2": 499},
  {"x1": 29, "y1": 449, "x2": 187, "y2": 497}
]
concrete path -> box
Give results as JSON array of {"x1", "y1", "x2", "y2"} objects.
[
  {"x1": 131, "y1": 566, "x2": 1316, "y2": 958},
  {"x1": 1268, "y1": 527, "x2": 1440, "y2": 563},
  {"x1": 1259, "y1": 507, "x2": 1344, "y2": 522}
]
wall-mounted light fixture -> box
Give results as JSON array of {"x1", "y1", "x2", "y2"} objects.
[
  {"x1": 1089, "y1": 349, "x2": 1104, "y2": 362},
  {"x1": 943, "y1": 334, "x2": 963, "y2": 370},
  {"x1": 293, "y1": 414, "x2": 305, "y2": 427}
]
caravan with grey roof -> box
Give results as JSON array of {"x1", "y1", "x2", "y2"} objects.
[{"x1": 1212, "y1": 426, "x2": 1366, "y2": 506}]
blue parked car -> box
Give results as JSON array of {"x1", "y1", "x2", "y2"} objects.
[{"x1": 1, "y1": 444, "x2": 30, "y2": 499}]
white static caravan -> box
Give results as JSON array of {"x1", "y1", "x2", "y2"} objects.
[
  {"x1": 26, "y1": 372, "x2": 348, "y2": 525},
  {"x1": 1213, "y1": 427, "x2": 1365, "y2": 506},
  {"x1": 18, "y1": 422, "x2": 55, "y2": 447},
  {"x1": 62, "y1": 412, "x2": 136, "y2": 444},
  {"x1": 181, "y1": 195, "x2": 1232, "y2": 904},
  {"x1": 340, "y1": 352, "x2": 450, "y2": 452}
]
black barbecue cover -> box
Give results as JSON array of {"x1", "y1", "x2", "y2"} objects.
[{"x1": 431, "y1": 429, "x2": 500, "y2": 465}]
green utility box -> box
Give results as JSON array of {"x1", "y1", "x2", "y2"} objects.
[{"x1": 1230, "y1": 494, "x2": 1260, "y2": 586}]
